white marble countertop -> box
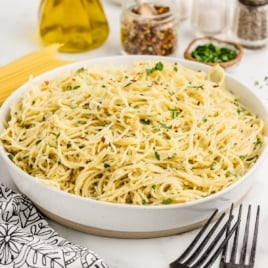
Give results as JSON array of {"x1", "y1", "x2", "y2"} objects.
[{"x1": 0, "y1": 0, "x2": 268, "y2": 267}]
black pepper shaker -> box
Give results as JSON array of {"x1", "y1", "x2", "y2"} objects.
[
  {"x1": 232, "y1": 0, "x2": 268, "y2": 49},
  {"x1": 120, "y1": 0, "x2": 179, "y2": 56}
]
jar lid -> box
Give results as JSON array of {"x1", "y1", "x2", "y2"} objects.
[{"x1": 239, "y1": 0, "x2": 268, "y2": 6}]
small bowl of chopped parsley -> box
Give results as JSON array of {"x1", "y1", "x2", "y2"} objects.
[{"x1": 184, "y1": 36, "x2": 243, "y2": 69}]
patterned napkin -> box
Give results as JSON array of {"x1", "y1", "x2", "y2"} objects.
[{"x1": 0, "y1": 183, "x2": 109, "y2": 268}]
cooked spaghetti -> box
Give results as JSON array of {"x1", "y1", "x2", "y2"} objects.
[{"x1": 0, "y1": 61, "x2": 265, "y2": 205}]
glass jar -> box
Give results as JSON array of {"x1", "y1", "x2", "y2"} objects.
[
  {"x1": 190, "y1": 0, "x2": 229, "y2": 36},
  {"x1": 39, "y1": 0, "x2": 109, "y2": 53},
  {"x1": 232, "y1": 0, "x2": 268, "y2": 49},
  {"x1": 177, "y1": 0, "x2": 192, "y2": 21},
  {"x1": 120, "y1": 0, "x2": 179, "y2": 56}
]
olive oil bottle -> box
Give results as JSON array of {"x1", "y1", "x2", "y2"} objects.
[{"x1": 39, "y1": 0, "x2": 109, "y2": 52}]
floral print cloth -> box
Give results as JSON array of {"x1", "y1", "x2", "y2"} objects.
[{"x1": 0, "y1": 183, "x2": 109, "y2": 268}]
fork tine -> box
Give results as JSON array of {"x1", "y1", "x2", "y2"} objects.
[
  {"x1": 230, "y1": 204, "x2": 243, "y2": 263},
  {"x1": 220, "y1": 204, "x2": 260, "y2": 268},
  {"x1": 203, "y1": 216, "x2": 240, "y2": 268},
  {"x1": 249, "y1": 205, "x2": 260, "y2": 265},
  {"x1": 171, "y1": 208, "x2": 236, "y2": 268},
  {"x1": 193, "y1": 211, "x2": 236, "y2": 268},
  {"x1": 220, "y1": 203, "x2": 234, "y2": 263},
  {"x1": 239, "y1": 205, "x2": 251, "y2": 263},
  {"x1": 170, "y1": 209, "x2": 218, "y2": 265},
  {"x1": 183, "y1": 211, "x2": 228, "y2": 266}
]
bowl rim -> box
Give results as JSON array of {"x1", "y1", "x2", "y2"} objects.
[{"x1": 0, "y1": 54, "x2": 267, "y2": 210}]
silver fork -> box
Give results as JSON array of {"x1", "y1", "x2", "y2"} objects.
[
  {"x1": 169, "y1": 204, "x2": 239, "y2": 268},
  {"x1": 220, "y1": 204, "x2": 260, "y2": 268}
]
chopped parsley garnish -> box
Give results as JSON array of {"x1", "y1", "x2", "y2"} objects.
[
  {"x1": 124, "y1": 82, "x2": 132, "y2": 88},
  {"x1": 191, "y1": 43, "x2": 237, "y2": 63},
  {"x1": 239, "y1": 155, "x2": 247, "y2": 161},
  {"x1": 51, "y1": 132, "x2": 60, "y2": 139},
  {"x1": 159, "y1": 123, "x2": 170, "y2": 130},
  {"x1": 162, "y1": 198, "x2": 173, "y2": 204},
  {"x1": 169, "y1": 108, "x2": 181, "y2": 119},
  {"x1": 254, "y1": 137, "x2": 262, "y2": 145},
  {"x1": 104, "y1": 163, "x2": 111, "y2": 168},
  {"x1": 155, "y1": 123, "x2": 170, "y2": 131},
  {"x1": 227, "y1": 171, "x2": 237, "y2": 177},
  {"x1": 76, "y1": 67, "x2": 86, "y2": 73},
  {"x1": 188, "y1": 84, "x2": 204, "y2": 90},
  {"x1": 254, "y1": 75, "x2": 268, "y2": 89},
  {"x1": 72, "y1": 85, "x2": 80, "y2": 90},
  {"x1": 8, "y1": 153, "x2": 14, "y2": 162},
  {"x1": 146, "y1": 62, "x2": 164, "y2": 75},
  {"x1": 154, "y1": 150, "x2": 160, "y2": 161}
]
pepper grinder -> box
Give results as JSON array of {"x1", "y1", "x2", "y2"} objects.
[{"x1": 232, "y1": 0, "x2": 268, "y2": 49}]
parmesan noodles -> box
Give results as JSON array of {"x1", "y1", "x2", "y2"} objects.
[{"x1": 0, "y1": 61, "x2": 265, "y2": 205}]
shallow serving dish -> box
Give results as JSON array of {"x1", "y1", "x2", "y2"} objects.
[
  {"x1": 184, "y1": 36, "x2": 244, "y2": 69},
  {"x1": 0, "y1": 55, "x2": 267, "y2": 238}
]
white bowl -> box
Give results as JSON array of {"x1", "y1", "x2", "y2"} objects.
[{"x1": 0, "y1": 55, "x2": 267, "y2": 238}]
